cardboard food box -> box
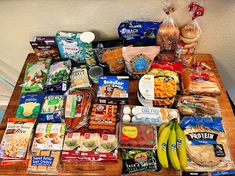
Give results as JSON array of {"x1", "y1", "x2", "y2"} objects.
[{"x1": 97, "y1": 76, "x2": 129, "y2": 105}]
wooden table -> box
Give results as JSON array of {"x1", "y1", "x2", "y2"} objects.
[{"x1": 0, "y1": 53, "x2": 234, "y2": 176}]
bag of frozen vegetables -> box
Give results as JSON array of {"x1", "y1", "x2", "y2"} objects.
[
  {"x1": 22, "y1": 59, "x2": 51, "y2": 93},
  {"x1": 44, "y1": 60, "x2": 71, "y2": 92}
]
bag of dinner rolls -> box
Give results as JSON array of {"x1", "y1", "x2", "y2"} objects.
[{"x1": 156, "y1": 0, "x2": 179, "y2": 56}]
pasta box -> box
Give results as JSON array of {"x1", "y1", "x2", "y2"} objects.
[{"x1": 97, "y1": 76, "x2": 129, "y2": 105}]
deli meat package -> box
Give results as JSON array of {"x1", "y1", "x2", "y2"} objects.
[
  {"x1": 0, "y1": 118, "x2": 35, "y2": 161},
  {"x1": 181, "y1": 117, "x2": 234, "y2": 172},
  {"x1": 182, "y1": 68, "x2": 222, "y2": 96}
]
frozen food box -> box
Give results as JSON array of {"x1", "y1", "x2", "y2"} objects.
[
  {"x1": 97, "y1": 76, "x2": 129, "y2": 105},
  {"x1": 16, "y1": 93, "x2": 43, "y2": 119},
  {"x1": 0, "y1": 118, "x2": 35, "y2": 160},
  {"x1": 30, "y1": 36, "x2": 60, "y2": 60},
  {"x1": 31, "y1": 123, "x2": 65, "y2": 151},
  {"x1": 28, "y1": 150, "x2": 61, "y2": 173},
  {"x1": 55, "y1": 31, "x2": 85, "y2": 63}
]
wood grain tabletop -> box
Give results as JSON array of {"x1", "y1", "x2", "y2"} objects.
[{"x1": 0, "y1": 53, "x2": 234, "y2": 176}]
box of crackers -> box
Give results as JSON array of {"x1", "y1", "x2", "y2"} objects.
[{"x1": 97, "y1": 76, "x2": 129, "y2": 104}]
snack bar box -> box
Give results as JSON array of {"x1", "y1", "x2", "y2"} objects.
[{"x1": 97, "y1": 76, "x2": 129, "y2": 105}]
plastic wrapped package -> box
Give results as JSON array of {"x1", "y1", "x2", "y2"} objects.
[
  {"x1": 156, "y1": 0, "x2": 180, "y2": 62},
  {"x1": 44, "y1": 60, "x2": 71, "y2": 92},
  {"x1": 22, "y1": 59, "x2": 51, "y2": 93},
  {"x1": 175, "y1": 0, "x2": 205, "y2": 66},
  {"x1": 70, "y1": 66, "x2": 92, "y2": 91},
  {"x1": 177, "y1": 95, "x2": 221, "y2": 117},
  {"x1": 181, "y1": 117, "x2": 234, "y2": 172},
  {"x1": 101, "y1": 47, "x2": 125, "y2": 74},
  {"x1": 120, "y1": 105, "x2": 180, "y2": 125},
  {"x1": 88, "y1": 104, "x2": 118, "y2": 131},
  {"x1": 122, "y1": 46, "x2": 160, "y2": 77},
  {"x1": 39, "y1": 93, "x2": 64, "y2": 123},
  {"x1": 118, "y1": 20, "x2": 161, "y2": 46},
  {"x1": 16, "y1": 93, "x2": 43, "y2": 119},
  {"x1": 65, "y1": 90, "x2": 94, "y2": 131},
  {"x1": 182, "y1": 68, "x2": 222, "y2": 96}
]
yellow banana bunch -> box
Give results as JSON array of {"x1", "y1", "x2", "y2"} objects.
[
  {"x1": 157, "y1": 122, "x2": 173, "y2": 168},
  {"x1": 157, "y1": 121, "x2": 187, "y2": 171},
  {"x1": 176, "y1": 122, "x2": 187, "y2": 171},
  {"x1": 168, "y1": 123, "x2": 181, "y2": 170}
]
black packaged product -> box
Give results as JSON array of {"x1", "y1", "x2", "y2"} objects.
[{"x1": 122, "y1": 149, "x2": 160, "y2": 174}]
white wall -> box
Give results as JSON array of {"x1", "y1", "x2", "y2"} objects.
[{"x1": 0, "y1": 0, "x2": 235, "y2": 103}]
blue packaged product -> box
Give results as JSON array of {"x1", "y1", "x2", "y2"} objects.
[
  {"x1": 181, "y1": 116, "x2": 234, "y2": 172},
  {"x1": 55, "y1": 31, "x2": 86, "y2": 63},
  {"x1": 97, "y1": 76, "x2": 129, "y2": 104},
  {"x1": 118, "y1": 20, "x2": 161, "y2": 46},
  {"x1": 39, "y1": 93, "x2": 64, "y2": 123},
  {"x1": 16, "y1": 93, "x2": 43, "y2": 119}
]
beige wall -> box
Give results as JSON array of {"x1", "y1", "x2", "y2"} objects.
[{"x1": 0, "y1": 0, "x2": 235, "y2": 103}]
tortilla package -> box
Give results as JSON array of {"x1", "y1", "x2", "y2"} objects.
[{"x1": 181, "y1": 117, "x2": 234, "y2": 172}]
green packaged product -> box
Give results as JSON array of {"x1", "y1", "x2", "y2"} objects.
[{"x1": 22, "y1": 59, "x2": 51, "y2": 93}]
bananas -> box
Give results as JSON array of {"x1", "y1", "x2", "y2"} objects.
[
  {"x1": 157, "y1": 121, "x2": 187, "y2": 171},
  {"x1": 157, "y1": 122, "x2": 173, "y2": 168},
  {"x1": 176, "y1": 122, "x2": 187, "y2": 171},
  {"x1": 168, "y1": 123, "x2": 181, "y2": 170}
]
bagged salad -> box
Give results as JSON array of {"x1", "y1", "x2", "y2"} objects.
[
  {"x1": 22, "y1": 59, "x2": 51, "y2": 93},
  {"x1": 44, "y1": 60, "x2": 71, "y2": 92}
]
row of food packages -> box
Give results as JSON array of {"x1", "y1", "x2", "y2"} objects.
[{"x1": 1, "y1": 109, "x2": 234, "y2": 174}]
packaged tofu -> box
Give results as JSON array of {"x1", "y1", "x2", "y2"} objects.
[
  {"x1": 22, "y1": 59, "x2": 51, "y2": 93},
  {"x1": 44, "y1": 60, "x2": 71, "y2": 92},
  {"x1": 16, "y1": 93, "x2": 43, "y2": 119},
  {"x1": 28, "y1": 150, "x2": 61, "y2": 173},
  {"x1": 39, "y1": 93, "x2": 64, "y2": 123},
  {"x1": 55, "y1": 31, "x2": 85, "y2": 63},
  {"x1": 0, "y1": 118, "x2": 35, "y2": 161},
  {"x1": 30, "y1": 36, "x2": 60, "y2": 60},
  {"x1": 97, "y1": 76, "x2": 129, "y2": 105},
  {"x1": 31, "y1": 123, "x2": 65, "y2": 151}
]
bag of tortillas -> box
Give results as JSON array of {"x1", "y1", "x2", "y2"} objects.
[{"x1": 180, "y1": 117, "x2": 234, "y2": 172}]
